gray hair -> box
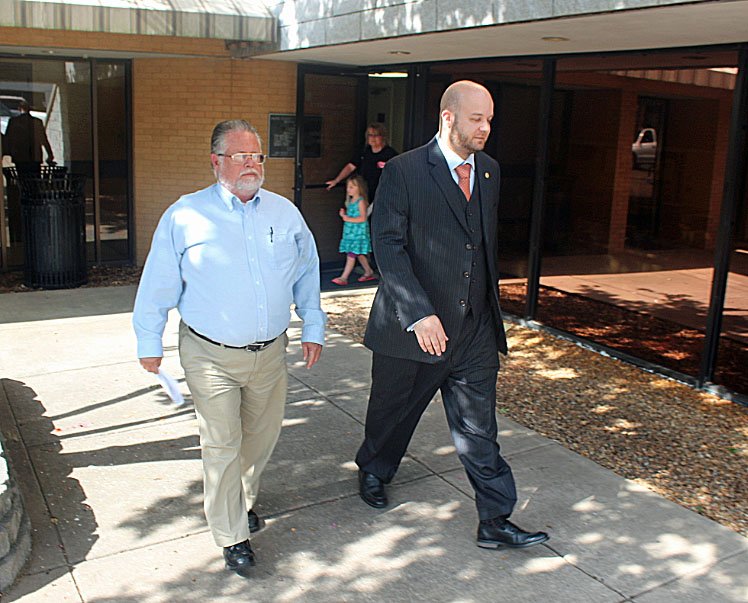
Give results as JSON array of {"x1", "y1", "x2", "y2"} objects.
[{"x1": 211, "y1": 120, "x2": 263, "y2": 154}]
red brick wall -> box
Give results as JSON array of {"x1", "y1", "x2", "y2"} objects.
[
  {"x1": 564, "y1": 89, "x2": 620, "y2": 251},
  {"x1": 609, "y1": 90, "x2": 637, "y2": 252},
  {"x1": 659, "y1": 98, "x2": 719, "y2": 247}
]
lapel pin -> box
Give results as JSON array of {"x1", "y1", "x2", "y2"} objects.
[{"x1": 484, "y1": 172, "x2": 490, "y2": 179}]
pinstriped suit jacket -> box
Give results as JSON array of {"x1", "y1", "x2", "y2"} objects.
[{"x1": 363, "y1": 138, "x2": 508, "y2": 364}]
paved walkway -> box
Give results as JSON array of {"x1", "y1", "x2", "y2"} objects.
[{"x1": 0, "y1": 286, "x2": 746, "y2": 602}]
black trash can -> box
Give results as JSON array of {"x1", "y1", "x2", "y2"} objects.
[{"x1": 15, "y1": 170, "x2": 88, "y2": 289}]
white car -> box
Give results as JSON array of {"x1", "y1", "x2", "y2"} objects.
[{"x1": 632, "y1": 127, "x2": 657, "y2": 168}]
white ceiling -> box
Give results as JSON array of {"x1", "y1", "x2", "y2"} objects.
[
  {"x1": 0, "y1": 1, "x2": 745, "y2": 65},
  {"x1": 255, "y1": 2, "x2": 748, "y2": 67}
]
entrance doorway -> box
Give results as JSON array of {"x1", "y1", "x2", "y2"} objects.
[{"x1": 295, "y1": 67, "x2": 408, "y2": 274}]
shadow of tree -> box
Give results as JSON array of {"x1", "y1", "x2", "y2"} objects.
[
  {"x1": 500, "y1": 282, "x2": 748, "y2": 394},
  {"x1": 0, "y1": 378, "x2": 98, "y2": 594},
  {"x1": 49, "y1": 383, "x2": 190, "y2": 423},
  {"x1": 496, "y1": 327, "x2": 748, "y2": 536}
]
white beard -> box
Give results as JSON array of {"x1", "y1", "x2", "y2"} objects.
[{"x1": 219, "y1": 172, "x2": 264, "y2": 196}]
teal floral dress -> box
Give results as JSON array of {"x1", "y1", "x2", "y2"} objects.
[{"x1": 339, "y1": 197, "x2": 372, "y2": 255}]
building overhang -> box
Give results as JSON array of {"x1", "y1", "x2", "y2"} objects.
[
  {"x1": 253, "y1": 1, "x2": 748, "y2": 66},
  {"x1": 0, "y1": 0, "x2": 276, "y2": 43}
]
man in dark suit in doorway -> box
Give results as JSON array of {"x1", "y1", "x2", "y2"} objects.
[{"x1": 356, "y1": 80, "x2": 549, "y2": 549}]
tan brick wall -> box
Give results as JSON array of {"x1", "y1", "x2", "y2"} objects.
[{"x1": 132, "y1": 58, "x2": 297, "y2": 264}]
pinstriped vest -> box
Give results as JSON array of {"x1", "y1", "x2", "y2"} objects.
[{"x1": 465, "y1": 182, "x2": 489, "y2": 316}]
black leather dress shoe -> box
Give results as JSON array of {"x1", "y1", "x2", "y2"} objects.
[
  {"x1": 248, "y1": 509, "x2": 265, "y2": 533},
  {"x1": 358, "y1": 470, "x2": 388, "y2": 508},
  {"x1": 477, "y1": 518, "x2": 549, "y2": 549},
  {"x1": 223, "y1": 540, "x2": 256, "y2": 578}
]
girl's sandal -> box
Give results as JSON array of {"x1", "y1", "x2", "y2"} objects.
[
  {"x1": 357, "y1": 274, "x2": 378, "y2": 282},
  {"x1": 331, "y1": 277, "x2": 348, "y2": 285}
]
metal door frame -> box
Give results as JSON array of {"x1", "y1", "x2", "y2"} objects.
[{"x1": 293, "y1": 64, "x2": 368, "y2": 209}]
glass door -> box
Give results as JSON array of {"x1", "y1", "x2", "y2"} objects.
[
  {"x1": 0, "y1": 56, "x2": 131, "y2": 271},
  {"x1": 295, "y1": 67, "x2": 410, "y2": 271},
  {"x1": 295, "y1": 68, "x2": 367, "y2": 267}
]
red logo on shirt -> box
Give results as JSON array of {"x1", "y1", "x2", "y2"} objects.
[{"x1": 377, "y1": 161, "x2": 386, "y2": 169}]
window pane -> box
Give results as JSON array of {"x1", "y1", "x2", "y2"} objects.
[
  {"x1": 1, "y1": 57, "x2": 131, "y2": 270},
  {"x1": 714, "y1": 177, "x2": 748, "y2": 396},
  {"x1": 0, "y1": 58, "x2": 93, "y2": 266},
  {"x1": 96, "y1": 62, "x2": 129, "y2": 262},
  {"x1": 538, "y1": 50, "x2": 739, "y2": 379}
]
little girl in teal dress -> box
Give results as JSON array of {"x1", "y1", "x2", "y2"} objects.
[{"x1": 332, "y1": 175, "x2": 377, "y2": 285}]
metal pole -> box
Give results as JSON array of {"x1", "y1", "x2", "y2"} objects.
[
  {"x1": 293, "y1": 65, "x2": 305, "y2": 209},
  {"x1": 525, "y1": 59, "x2": 556, "y2": 320},
  {"x1": 699, "y1": 45, "x2": 748, "y2": 385},
  {"x1": 91, "y1": 59, "x2": 101, "y2": 264},
  {"x1": 405, "y1": 64, "x2": 429, "y2": 150}
]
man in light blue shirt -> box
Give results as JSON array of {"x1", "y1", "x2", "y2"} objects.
[{"x1": 133, "y1": 119, "x2": 325, "y2": 578}]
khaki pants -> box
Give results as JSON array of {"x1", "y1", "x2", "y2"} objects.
[{"x1": 179, "y1": 322, "x2": 288, "y2": 547}]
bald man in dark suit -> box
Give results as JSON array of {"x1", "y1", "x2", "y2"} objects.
[{"x1": 356, "y1": 80, "x2": 548, "y2": 550}]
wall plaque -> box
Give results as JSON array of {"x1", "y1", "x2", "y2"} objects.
[{"x1": 268, "y1": 114, "x2": 321, "y2": 158}]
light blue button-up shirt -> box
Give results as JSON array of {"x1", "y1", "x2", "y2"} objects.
[{"x1": 133, "y1": 183, "x2": 326, "y2": 358}]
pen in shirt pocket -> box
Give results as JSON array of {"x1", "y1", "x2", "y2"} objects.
[{"x1": 270, "y1": 227, "x2": 273, "y2": 243}]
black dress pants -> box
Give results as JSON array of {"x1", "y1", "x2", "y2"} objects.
[{"x1": 355, "y1": 309, "x2": 517, "y2": 520}]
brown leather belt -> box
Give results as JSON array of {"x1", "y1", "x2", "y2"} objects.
[{"x1": 188, "y1": 326, "x2": 278, "y2": 351}]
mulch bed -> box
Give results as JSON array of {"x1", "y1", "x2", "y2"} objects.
[
  {"x1": 500, "y1": 283, "x2": 748, "y2": 395},
  {"x1": 0, "y1": 265, "x2": 142, "y2": 294}
]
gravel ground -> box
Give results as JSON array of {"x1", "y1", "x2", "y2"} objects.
[{"x1": 322, "y1": 291, "x2": 748, "y2": 537}]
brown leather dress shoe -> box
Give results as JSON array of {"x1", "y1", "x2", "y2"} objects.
[
  {"x1": 358, "y1": 470, "x2": 388, "y2": 508},
  {"x1": 223, "y1": 540, "x2": 256, "y2": 577},
  {"x1": 248, "y1": 509, "x2": 265, "y2": 533},
  {"x1": 477, "y1": 518, "x2": 549, "y2": 549}
]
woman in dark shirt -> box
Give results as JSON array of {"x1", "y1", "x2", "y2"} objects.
[{"x1": 326, "y1": 123, "x2": 398, "y2": 202}]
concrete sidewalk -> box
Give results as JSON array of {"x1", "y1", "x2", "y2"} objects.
[{"x1": 0, "y1": 286, "x2": 746, "y2": 602}]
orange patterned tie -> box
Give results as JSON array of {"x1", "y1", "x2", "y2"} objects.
[{"x1": 455, "y1": 163, "x2": 472, "y2": 201}]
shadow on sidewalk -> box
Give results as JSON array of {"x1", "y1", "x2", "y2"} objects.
[
  {"x1": 1, "y1": 378, "x2": 98, "y2": 596},
  {"x1": 0, "y1": 285, "x2": 137, "y2": 325},
  {"x1": 1, "y1": 376, "x2": 206, "y2": 599}
]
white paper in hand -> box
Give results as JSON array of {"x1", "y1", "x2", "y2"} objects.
[{"x1": 156, "y1": 368, "x2": 185, "y2": 407}]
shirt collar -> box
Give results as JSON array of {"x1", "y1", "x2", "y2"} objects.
[
  {"x1": 215, "y1": 182, "x2": 262, "y2": 211},
  {"x1": 436, "y1": 134, "x2": 475, "y2": 173}
]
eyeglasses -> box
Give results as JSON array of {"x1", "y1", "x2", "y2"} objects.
[
  {"x1": 216, "y1": 152, "x2": 266, "y2": 165},
  {"x1": 366, "y1": 133, "x2": 382, "y2": 138}
]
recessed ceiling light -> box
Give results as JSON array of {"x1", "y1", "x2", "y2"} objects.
[
  {"x1": 541, "y1": 36, "x2": 570, "y2": 42},
  {"x1": 388, "y1": 50, "x2": 411, "y2": 55},
  {"x1": 370, "y1": 71, "x2": 408, "y2": 78}
]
